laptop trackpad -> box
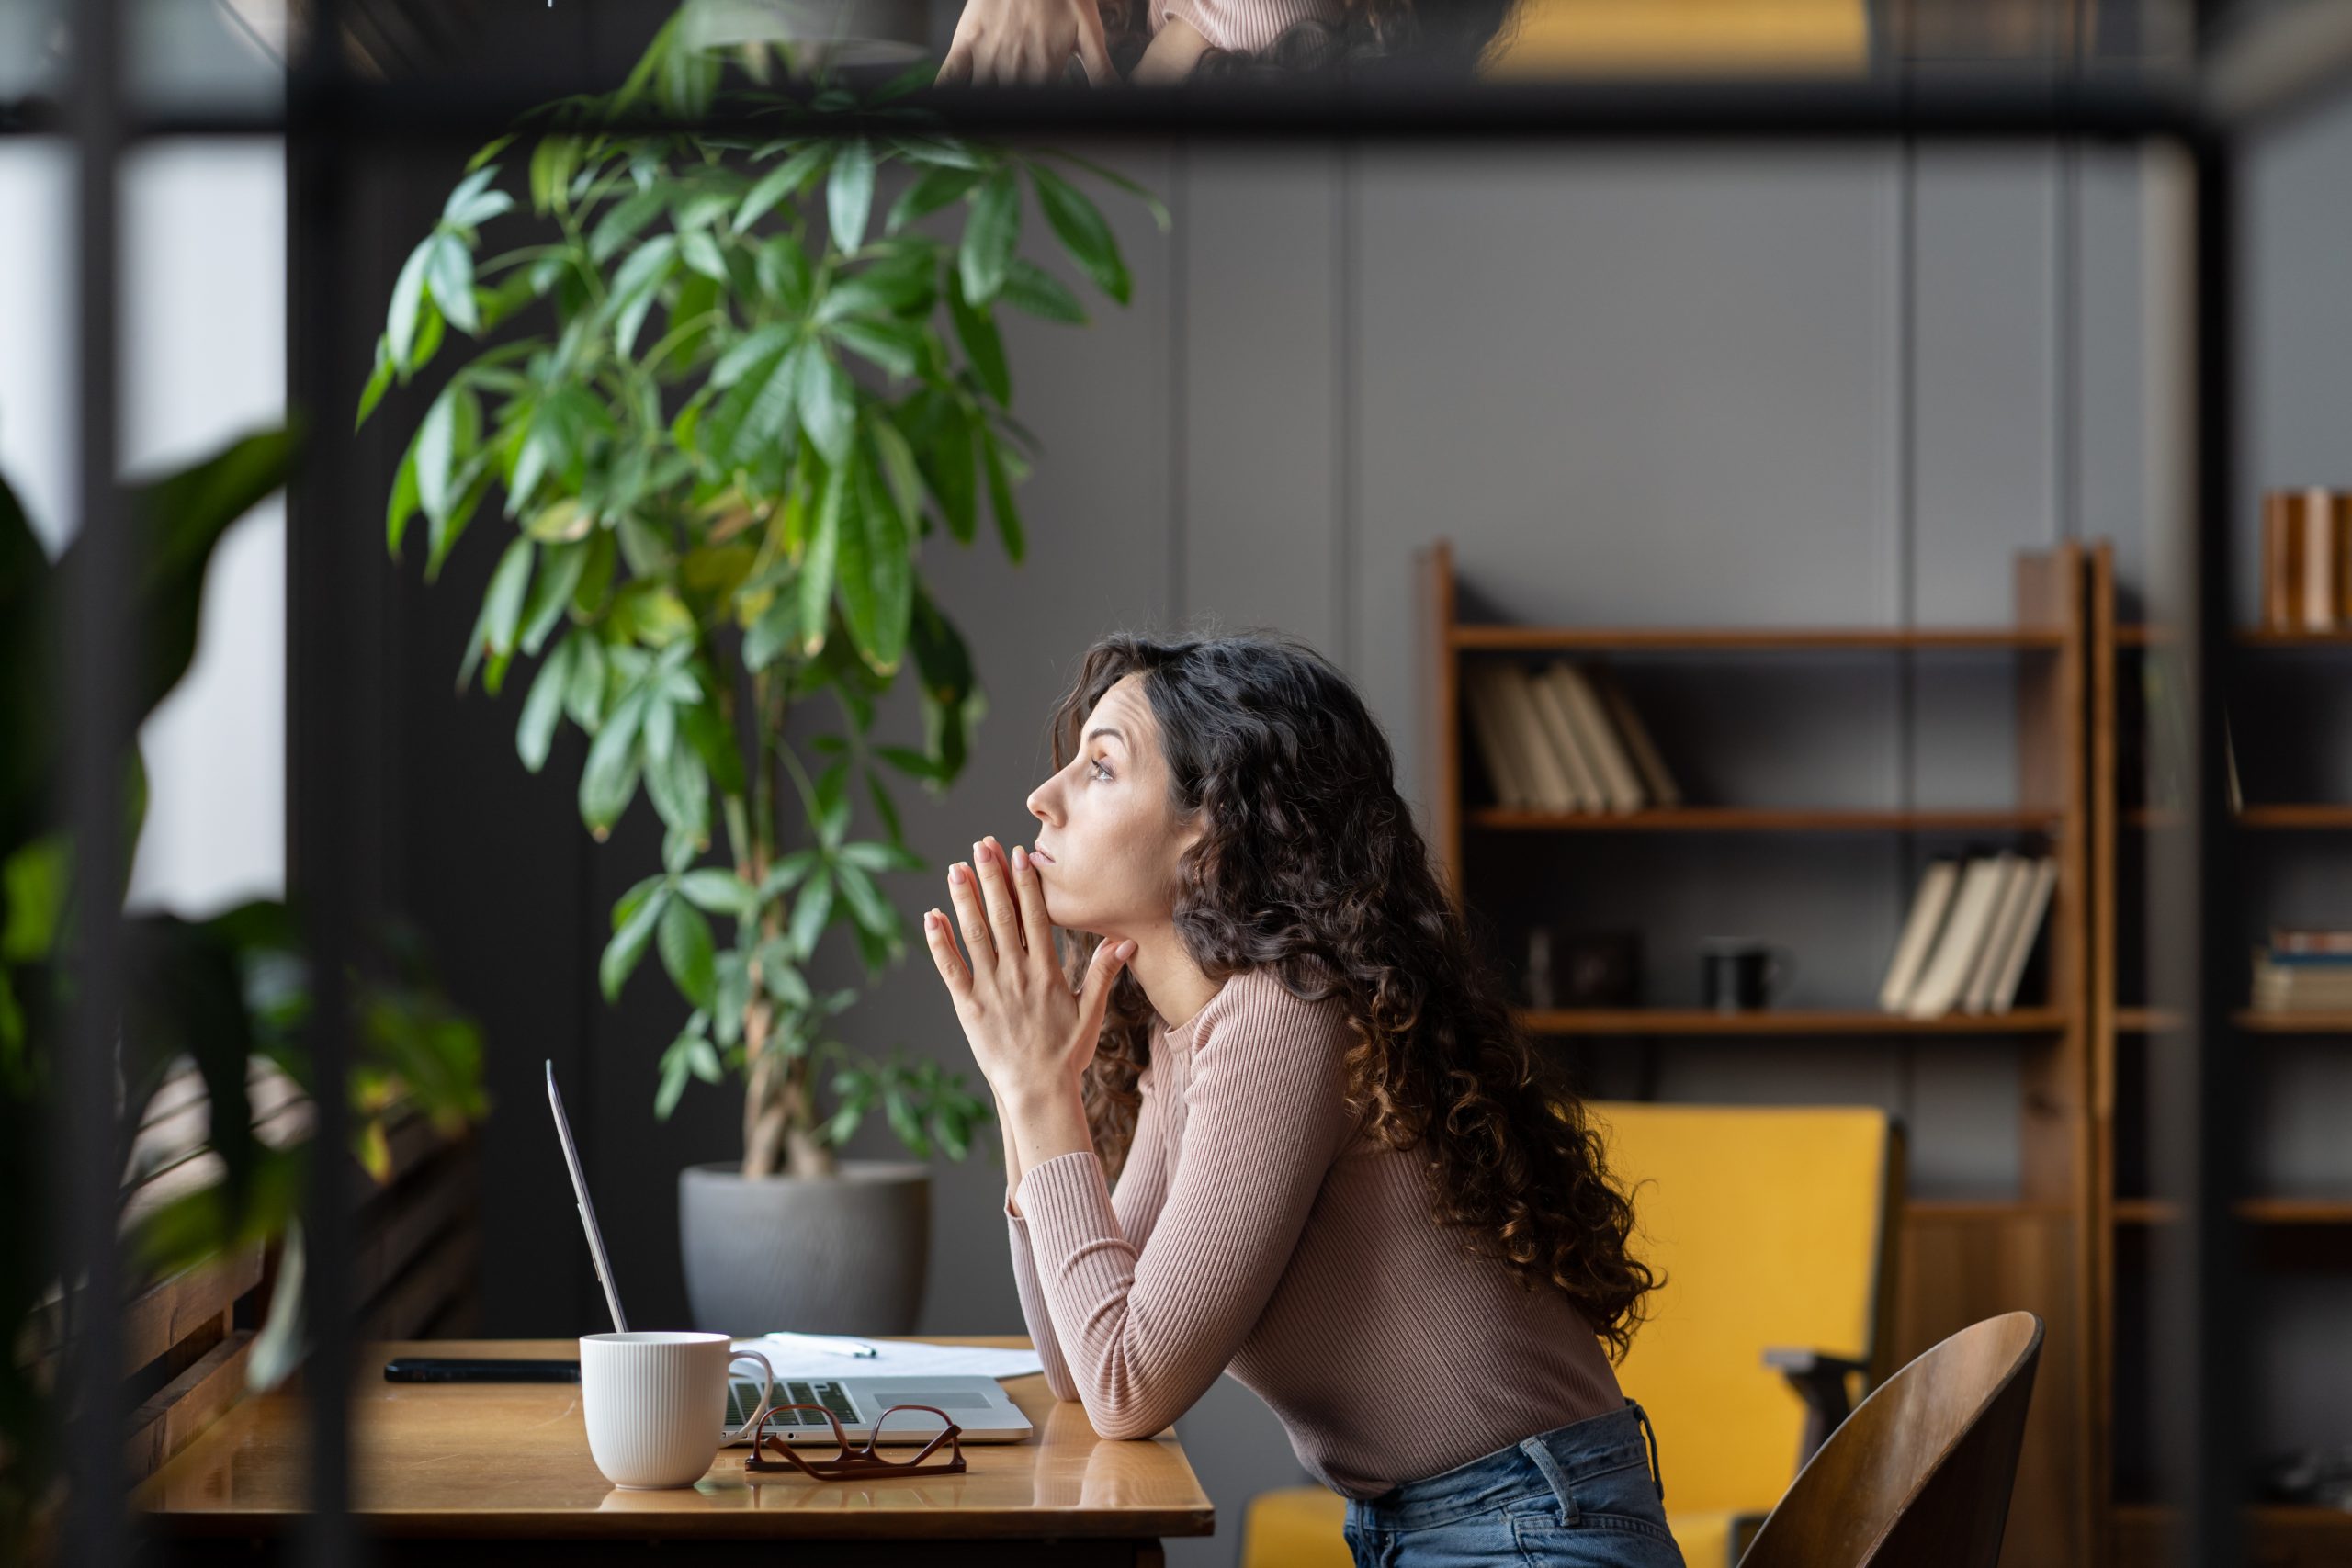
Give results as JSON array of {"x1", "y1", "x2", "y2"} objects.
[{"x1": 871, "y1": 1389, "x2": 997, "y2": 1413}]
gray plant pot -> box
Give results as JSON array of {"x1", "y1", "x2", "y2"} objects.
[{"x1": 678, "y1": 1160, "x2": 930, "y2": 1337}]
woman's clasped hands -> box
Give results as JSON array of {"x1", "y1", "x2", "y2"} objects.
[
  {"x1": 936, "y1": 0, "x2": 1120, "y2": 87},
  {"x1": 922, "y1": 833, "x2": 1136, "y2": 1110}
]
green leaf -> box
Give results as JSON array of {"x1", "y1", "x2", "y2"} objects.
[
  {"x1": 908, "y1": 391, "x2": 975, "y2": 545},
  {"x1": 386, "y1": 428, "x2": 423, "y2": 559},
  {"x1": 742, "y1": 592, "x2": 797, "y2": 673},
  {"x1": 589, "y1": 187, "x2": 668, "y2": 264},
  {"x1": 679, "y1": 229, "x2": 727, "y2": 282},
  {"x1": 426, "y1": 231, "x2": 480, "y2": 335},
  {"x1": 884, "y1": 1087, "x2": 927, "y2": 1156},
  {"x1": 948, "y1": 269, "x2": 1010, "y2": 405},
  {"x1": 887, "y1": 165, "x2": 982, "y2": 235},
  {"x1": 562, "y1": 628, "x2": 607, "y2": 729},
  {"x1": 827, "y1": 138, "x2": 876, "y2": 256},
  {"x1": 703, "y1": 332, "x2": 799, "y2": 468},
  {"x1": 606, "y1": 234, "x2": 678, "y2": 358},
  {"x1": 1029, "y1": 163, "x2": 1130, "y2": 305},
  {"x1": 832, "y1": 859, "x2": 895, "y2": 940},
  {"x1": 737, "y1": 142, "x2": 831, "y2": 232},
  {"x1": 457, "y1": 535, "x2": 534, "y2": 694},
  {"x1": 388, "y1": 237, "x2": 435, "y2": 367},
  {"x1": 601, "y1": 881, "x2": 668, "y2": 1002},
  {"x1": 999, "y1": 257, "x2": 1086, "y2": 324},
  {"x1": 658, "y1": 896, "x2": 718, "y2": 1009},
  {"x1": 756, "y1": 235, "x2": 814, "y2": 314},
  {"x1": 516, "y1": 637, "x2": 573, "y2": 773},
  {"x1": 797, "y1": 461, "x2": 845, "y2": 654},
  {"x1": 826, "y1": 317, "x2": 921, "y2": 379},
  {"x1": 580, "y1": 685, "x2": 648, "y2": 839},
  {"x1": 981, "y1": 423, "x2": 1025, "y2": 564},
  {"x1": 787, "y1": 866, "x2": 834, "y2": 959},
  {"x1": 678, "y1": 701, "x2": 746, "y2": 797},
  {"x1": 442, "y1": 165, "x2": 507, "y2": 228},
  {"x1": 518, "y1": 536, "x2": 587, "y2": 655},
  {"x1": 655, "y1": 1042, "x2": 692, "y2": 1120},
  {"x1": 958, "y1": 171, "x2": 1020, "y2": 307},
  {"x1": 1037, "y1": 148, "x2": 1173, "y2": 231},
  {"x1": 356, "y1": 335, "x2": 395, "y2": 430},
  {"x1": 677, "y1": 868, "x2": 755, "y2": 919},
  {"x1": 414, "y1": 381, "x2": 472, "y2": 536},
  {"x1": 530, "y1": 136, "x2": 580, "y2": 218},
  {"x1": 852, "y1": 446, "x2": 910, "y2": 673},
  {"x1": 795, "y1": 340, "x2": 855, "y2": 468}
]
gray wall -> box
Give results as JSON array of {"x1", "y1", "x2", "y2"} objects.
[{"x1": 425, "y1": 113, "x2": 2352, "y2": 1559}]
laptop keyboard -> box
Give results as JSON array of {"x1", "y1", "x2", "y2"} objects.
[{"x1": 729, "y1": 1378, "x2": 856, "y2": 1428}]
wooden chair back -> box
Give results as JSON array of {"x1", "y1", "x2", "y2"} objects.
[{"x1": 1740, "y1": 1310, "x2": 2043, "y2": 1568}]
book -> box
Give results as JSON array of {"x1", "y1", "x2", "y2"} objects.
[
  {"x1": 1544, "y1": 663, "x2": 1646, "y2": 813},
  {"x1": 1587, "y1": 663, "x2": 1683, "y2": 808},
  {"x1": 1880, "y1": 857, "x2": 1962, "y2": 1014},
  {"x1": 1905, "y1": 855, "x2": 2009, "y2": 1019},
  {"x1": 2265, "y1": 491, "x2": 2306, "y2": 632},
  {"x1": 2253, "y1": 950, "x2": 2352, "y2": 1011},
  {"x1": 1984, "y1": 857, "x2": 2057, "y2": 1013},
  {"x1": 1492, "y1": 663, "x2": 1577, "y2": 811},
  {"x1": 1961, "y1": 852, "x2": 2030, "y2": 1015},
  {"x1": 1523, "y1": 667, "x2": 1607, "y2": 812},
  {"x1": 2304, "y1": 495, "x2": 2340, "y2": 632},
  {"x1": 2271, "y1": 928, "x2": 2352, "y2": 954},
  {"x1": 1463, "y1": 663, "x2": 1533, "y2": 808}
]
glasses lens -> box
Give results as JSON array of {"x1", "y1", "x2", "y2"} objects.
[
  {"x1": 771, "y1": 1404, "x2": 846, "y2": 1463},
  {"x1": 871, "y1": 1404, "x2": 957, "y2": 1461}
]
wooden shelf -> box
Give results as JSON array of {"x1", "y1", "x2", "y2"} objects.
[
  {"x1": 1468, "y1": 807, "x2": 2059, "y2": 833},
  {"x1": 2125, "y1": 804, "x2": 2352, "y2": 829},
  {"x1": 2114, "y1": 1197, "x2": 2352, "y2": 1225},
  {"x1": 1514, "y1": 1008, "x2": 2066, "y2": 1037},
  {"x1": 2116, "y1": 1007, "x2": 2352, "y2": 1032},
  {"x1": 1453, "y1": 625, "x2": 2064, "y2": 652},
  {"x1": 2114, "y1": 624, "x2": 2352, "y2": 647}
]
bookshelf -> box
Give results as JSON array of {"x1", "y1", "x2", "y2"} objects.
[
  {"x1": 1418, "y1": 538, "x2": 2098, "y2": 1568},
  {"x1": 2088, "y1": 541, "x2": 2352, "y2": 1567}
]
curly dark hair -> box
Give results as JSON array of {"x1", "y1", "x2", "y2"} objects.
[
  {"x1": 1098, "y1": 0, "x2": 1521, "y2": 81},
  {"x1": 1043, "y1": 628, "x2": 1659, "y2": 1361}
]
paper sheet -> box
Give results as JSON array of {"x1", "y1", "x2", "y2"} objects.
[{"x1": 727, "y1": 1334, "x2": 1045, "y2": 1382}]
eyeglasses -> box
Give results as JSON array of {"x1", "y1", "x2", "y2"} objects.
[{"x1": 741, "y1": 1400, "x2": 968, "y2": 1481}]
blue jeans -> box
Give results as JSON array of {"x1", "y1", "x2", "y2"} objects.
[{"x1": 1341, "y1": 1400, "x2": 1687, "y2": 1568}]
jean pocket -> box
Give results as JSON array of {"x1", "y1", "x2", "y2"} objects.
[{"x1": 1505, "y1": 1475, "x2": 1683, "y2": 1561}]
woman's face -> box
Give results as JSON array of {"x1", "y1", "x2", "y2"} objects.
[{"x1": 1023, "y1": 672, "x2": 1199, "y2": 940}]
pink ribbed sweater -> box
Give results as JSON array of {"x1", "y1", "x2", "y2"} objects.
[
  {"x1": 1004, "y1": 966, "x2": 1626, "y2": 1499},
  {"x1": 1156, "y1": 0, "x2": 1343, "y2": 54}
]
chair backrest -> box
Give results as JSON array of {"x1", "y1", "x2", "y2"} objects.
[
  {"x1": 1740, "y1": 1310, "x2": 2043, "y2": 1568},
  {"x1": 1589, "y1": 1101, "x2": 1903, "y2": 1515}
]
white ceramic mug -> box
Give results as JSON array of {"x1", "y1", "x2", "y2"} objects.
[{"x1": 580, "y1": 1331, "x2": 774, "y2": 1490}]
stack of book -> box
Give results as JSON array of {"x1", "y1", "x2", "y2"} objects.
[
  {"x1": 2262, "y1": 489, "x2": 2352, "y2": 632},
  {"x1": 2252, "y1": 930, "x2": 2352, "y2": 1014},
  {"x1": 1878, "y1": 852, "x2": 2058, "y2": 1018},
  {"x1": 1463, "y1": 660, "x2": 1681, "y2": 814}
]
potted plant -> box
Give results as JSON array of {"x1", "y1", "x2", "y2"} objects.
[{"x1": 356, "y1": 16, "x2": 1164, "y2": 1333}]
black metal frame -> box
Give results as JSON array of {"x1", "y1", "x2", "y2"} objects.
[{"x1": 24, "y1": 4, "x2": 2307, "y2": 1561}]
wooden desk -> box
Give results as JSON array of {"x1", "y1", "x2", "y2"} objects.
[{"x1": 136, "y1": 1336, "x2": 1214, "y2": 1566}]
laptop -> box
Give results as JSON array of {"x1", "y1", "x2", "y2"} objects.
[{"x1": 547, "y1": 1061, "x2": 1034, "y2": 1446}]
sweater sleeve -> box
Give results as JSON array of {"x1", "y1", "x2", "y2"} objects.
[
  {"x1": 1157, "y1": 0, "x2": 1337, "y2": 54},
  {"x1": 1005, "y1": 1060, "x2": 1176, "y2": 1404},
  {"x1": 1013, "y1": 984, "x2": 1352, "y2": 1440}
]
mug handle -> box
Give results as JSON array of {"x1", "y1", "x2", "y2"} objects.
[
  {"x1": 1766, "y1": 948, "x2": 1798, "y2": 1003},
  {"x1": 726, "y1": 1349, "x2": 775, "y2": 1438}
]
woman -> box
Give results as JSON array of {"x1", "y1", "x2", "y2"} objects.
[
  {"x1": 921, "y1": 630, "x2": 1684, "y2": 1568},
  {"x1": 934, "y1": 0, "x2": 1519, "y2": 86}
]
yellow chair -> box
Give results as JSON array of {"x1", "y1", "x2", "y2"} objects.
[{"x1": 1242, "y1": 1102, "x2": 1902, "y2": 1568}]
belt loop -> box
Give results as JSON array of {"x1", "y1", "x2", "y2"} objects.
[
  {"x1": 1625, "y1": 1397, "x2": 1665, "y2": 1503},
  {"x1": 1516, "y1": 1432, "x2": 1582, "y2": 1525}
]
